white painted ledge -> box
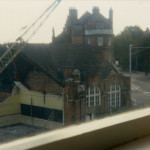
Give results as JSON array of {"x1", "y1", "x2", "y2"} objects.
[
  {"x1": 85, "y1": 29, "x2": 113, "y2": 35},
  {"x1": 1, "y1": 107, "x2": 150, "y2": 150}
]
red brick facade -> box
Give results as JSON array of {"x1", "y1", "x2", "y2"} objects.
[
  {"x1": 64, "y1": 7, "x2": 114, "y2": 63},
  {"x1": 60, "y1": 7, "x2": 131, "y2": 124},
  {"x1": 62, "y1": 68, "x2": 130, "y2": 125}
]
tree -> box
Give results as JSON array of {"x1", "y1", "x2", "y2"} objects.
[{"x1": 114, "y1": 26, "x2": 144, "y2": 71}]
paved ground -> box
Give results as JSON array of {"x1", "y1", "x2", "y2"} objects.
[
  {"x1": 0, "y1": 124, "x2": 47, "y2": 144},
  {"x1": 131, "y1": 72, "x2": 150, "y2": 107}
]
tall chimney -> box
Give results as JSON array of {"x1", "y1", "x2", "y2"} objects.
[
  {"x1": 109, "y1": 8, "x2": 113, "y2": 29},
  {"x1": 92, "y1": 7, "x2": 100, "y2": 14}
]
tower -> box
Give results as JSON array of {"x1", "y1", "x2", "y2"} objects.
[{"x1": 65, "y1": 8, "x2": 78, "y2": 29}]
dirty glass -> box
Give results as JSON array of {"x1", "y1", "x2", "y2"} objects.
[{"x1": 0, "y1": 0, "x2": 150, "y2": 144}]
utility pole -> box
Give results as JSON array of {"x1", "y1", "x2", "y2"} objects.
[
  {"x1": 129, "y1": 45, "x2": 132, "y2": 77},
  {"x1": 135, "y1": 55, "x2": 138, "y2": 72},
  {"x1": 129, "y1": 45, "x2": 150, "y2": 76}
]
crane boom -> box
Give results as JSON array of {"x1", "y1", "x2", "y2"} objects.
[{"x1": 0, "y1": 0, "x2": 61, "y2": 74}]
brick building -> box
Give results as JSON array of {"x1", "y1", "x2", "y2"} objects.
[
  {"x1": 62, "y1": 7, "x2": 113, "y2": 62},
  {"x1": 0, "y1": 7, "x2": 130, "y2": 127},
  {"x1": 52, "y1": 7, "x2": 130, "y2": 121}
]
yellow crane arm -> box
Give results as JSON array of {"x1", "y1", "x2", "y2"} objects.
[{"x1": 0, "y1": 0, "x2": 61, "y2": 74}]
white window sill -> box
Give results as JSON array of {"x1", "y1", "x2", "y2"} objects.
[{"x1": 1, "y1": 107, "x2": 150, "y2": 150}]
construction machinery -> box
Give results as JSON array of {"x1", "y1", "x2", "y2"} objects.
[{"x1": 0, "y1": 0, "x2": 61, "y2": 74}]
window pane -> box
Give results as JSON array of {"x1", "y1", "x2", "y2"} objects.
[
  {"x1": 116, "y1": 85, "x2": 120, "y2": 91},
  {"x1": 90, "y1": 87, "x2": 94, "y2": 95},
  {"x1": 90, "y1": 97, "x2": 94, "y2": 106},
  {"x1": 86, "y1": 97, "x2": 89, "y2": 107},
  {"x1": 108, "y1": 37, "x2": 111, "y2": 46},
  {"x1": 112, "y1": 85, "x2": 115, "y2": 91},
  {"x1": 96, "y1": 96, "x2": 100, "y2": 106},
  {"x1": 86, "y1": 88, "x2": 89, "y2": 95},
  {"x1": 98, "y1": 37, "x2": 103, "y2": 46},
  {"x1": 111, "y1": 93, "x2": 115, "y2": 106},
  {"x1": 108, "y1": 94, "x2": 110, "y2": 101},
  {"x1": 88, "y1": 37, "x2": 92, "y2": 44},
  {"x1": 95, "y1": 87, "x2": 99, "y2": 94}
]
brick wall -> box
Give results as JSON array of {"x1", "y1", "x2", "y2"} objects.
[
  {"x1": 0, "y1": 91, "x2": 11, "y2": 102},
  {"x1": 85, "y1": 72, "x2": 130, "y2": 116},
  {"x1": 64, "y1": 80, "x2": 86, "y2": 125},
  {"x1": 26, "y1": 71, "x2": 63, "y2": 95},
  {"x1": 72, "y1": 36, "x2": 83, "y2": 44},
  {"x1": 64, "y1": 100, "x2": 85, "y2": 126},
  {"x1": 64, "y1": 8, "x2": 114, "y2": 62}
]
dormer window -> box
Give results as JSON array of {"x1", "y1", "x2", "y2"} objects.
[{"x1": 96, "y1": 23, "x2": 104, "y2": 29}]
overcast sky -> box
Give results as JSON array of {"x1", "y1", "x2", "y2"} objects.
[{"x1": 0, "y1": 0, "x2": 150, "y2": 44}]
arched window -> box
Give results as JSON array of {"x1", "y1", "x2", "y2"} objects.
[
  {"x1": 86, "y1": 86, "x2": 101, "y2": 107},
  {"x1": 108, "y1": 84, "x2": 121, "y2": 111}
]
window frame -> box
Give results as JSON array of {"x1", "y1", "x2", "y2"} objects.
[
  {"x1": 86, "y1": 86, "x2": 101, "y2": 107},
  {"x1": 88, "y1": 37, "x2": 92, "y2": 44},
  {"x1": 108, "y1": 37, "x2": 111, "y2": 46},
  {"x1": 108, "y1": 84, "x2": 121, "y2": 111},
  {"x1": 98, "y1": 37, "x2": 103, "y2": 46}
]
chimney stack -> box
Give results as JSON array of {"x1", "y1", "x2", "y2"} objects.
[
  {"x1": 109, "y1": 8, "x2": 113, "y2": 29},
  {"x1": 92, "y1": 7, "x2": 100, "y2": 14}
]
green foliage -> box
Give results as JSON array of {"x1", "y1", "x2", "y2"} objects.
[
  {"x1": 114, "y1": 26, "x2": 150, "y2": 72},
  {"x1": 0, "y1": 44, "x2": 8, "y2": 55}
]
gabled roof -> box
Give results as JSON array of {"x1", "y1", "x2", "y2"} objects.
[
  {"x1": 22, "y1": 43, "x2": 113, "y2": 82},
  {"x1": 78, "y1": 11, "x2": 91, "y2": 24},
  {"x1": 22, "y1": 43, "x2": 103, "y2": 69},
  {"x1": 89, "y1": 12, "x2": 106, "y2": 23},
  {"x1": 78, "y1": 11, "x2": 107, "y2": 25},
  {"x1": 0, "y1": 42, "x2": 114, "y2": 92}
]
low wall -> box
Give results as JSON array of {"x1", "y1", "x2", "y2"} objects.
[
  {"x1": 0, "y1": 114, "x2": 21, "y2": 127},
  {"x1": 0, "y1": 94, "x2": 20, "y2": 117},
  {"x1": 20, "y1": 91, "x2": 63, "y2": 110},
  {"x1": 21, "y1": 115, "x2": 63, "y2": 129},
  {"x1": 0, "y1": 90, "x2": 63, "y2": 129}
]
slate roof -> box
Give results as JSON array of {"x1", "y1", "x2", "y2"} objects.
[
  {"x1": 22, "y1": 43, "x2": 114, "y2": 83},
  {"x1": 76, "y1": 10, "x2": 107, "y2": 25},
  {"x1": 0, "y1": 42, "x2": 115, "y2": 91},
  {"x1": 78, "y1": 11, "x2": 91, "y2": 24}
]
